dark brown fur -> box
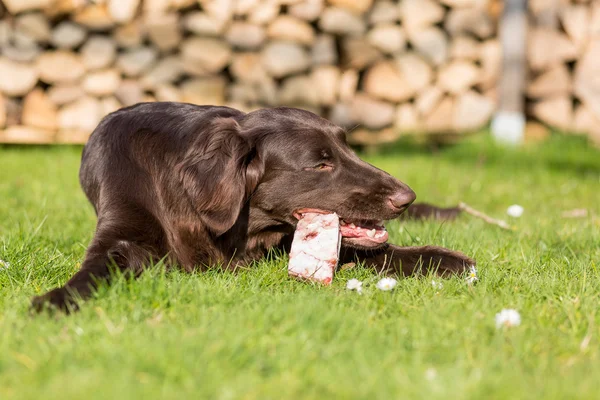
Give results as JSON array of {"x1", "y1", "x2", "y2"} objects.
[{"x1": 31, "y1": 103, "x2": 474, "y2": 313}]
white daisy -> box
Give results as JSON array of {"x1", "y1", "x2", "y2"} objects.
[
  {"x1": 0, "y1": 260, "x2": 9, "y2": 270},
  {"x1": 376, "y1": 277, "x2": 397, "y2": 291},
  {"x1": 466, "y1": 265, "x2": 478, "y2": 285},
  {"x1": 495, "y1": 309, "x2": 521, "y2": 328},
  {"x1": 431, "y1": 280, "x2": 443, "y2": 290},
  {"x1": 346, "y1": 278, "x2": 363, "y2": 293},
  {"x1": 507, "y1": 204, "x2": 524, "y2": 218}
]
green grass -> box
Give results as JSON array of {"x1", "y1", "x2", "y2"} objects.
[{"x1": 1, "y1": 135, "x2": 599, "y2": 400}]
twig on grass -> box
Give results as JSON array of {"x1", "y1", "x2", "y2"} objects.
[{"x1": 458, "y1": 202, "x2": 514, "y2": 231}]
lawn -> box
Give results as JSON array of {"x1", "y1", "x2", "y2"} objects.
[{"x1": 1, "y1": 134, "x2": 599, "y2": 400}]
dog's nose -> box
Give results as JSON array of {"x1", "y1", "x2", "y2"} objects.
[{"x1": 389, "y1": 189, "x2": 416, "y2": 211}]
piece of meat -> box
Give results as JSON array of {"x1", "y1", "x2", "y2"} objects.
[{"x1": 288, "y1": 212, "x2": 341, "y2": 285}]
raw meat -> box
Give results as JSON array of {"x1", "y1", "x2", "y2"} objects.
[{"x1": 288, "y1": 212, "x2": 341, "y2": 285}]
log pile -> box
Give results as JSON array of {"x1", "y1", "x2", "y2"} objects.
[
  {"x1": 0, "y1": 0, "x2": 501, "y2": 145},
  {"x1": 527, "y1": 0, "x2": 600, "y2": 145}
]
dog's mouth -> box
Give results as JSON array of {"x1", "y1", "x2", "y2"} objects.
[{"x1": 293, "y1": 208, "x2": 389, "y2": 247}]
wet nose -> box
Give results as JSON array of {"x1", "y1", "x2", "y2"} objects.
[{"x1": 389, "y1": 189, "x2": 416, "y2": 211}]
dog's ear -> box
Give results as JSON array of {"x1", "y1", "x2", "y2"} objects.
[{"x1": 177, "y1": 117, "x2": 260, "y2": 236}]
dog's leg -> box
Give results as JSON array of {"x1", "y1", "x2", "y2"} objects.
[
  {"x1": 31, "y1": 239, "x2": 158, "y2": 314},
  {"x1": 340, "y1": 244, "x2": 475, "y2": 277},
  {"x1": 400, "y1": 203, "x2": 462, "y2": 221}
]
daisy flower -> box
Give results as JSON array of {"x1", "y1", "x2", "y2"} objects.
[
  {"x1": 431, "y1": 280, "x2": 443, "y2": 290},
  {"x1": 346, "y1": 278, "x2": 363, "y2": 293},
  {"x1": 466, "y1": 265, "x2": 478, "y2": 285},
  {"x1": 376, "y1": 277, "x2": 397, "y2": 291},
  {"x1": 507, "y1": 204, "x2": 524, "y2": 218},
  {"x1": 495, "y1": 309, "x2": 521, "y2": 328}
]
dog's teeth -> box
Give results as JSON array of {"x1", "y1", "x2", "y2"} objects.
[
  {"x1": 367, "y1": 229, "x2": 376, "y2": 238},
  {"x1": 340, "y1": 220, "x2": 347, "y2": 226},
  {"x1": 376, "y1": 231, "x2": 385, "y2": 238},
  {"x1": 349, "y1": 223, "x2": 356, "y2": 229}
]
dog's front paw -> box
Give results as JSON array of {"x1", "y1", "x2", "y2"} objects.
[
  {"x1": 429, "y1": 246, "x2": 476, "y2": 277},
  {"x1": 30, "y1": 288, "x2": 79, "y2": 315}
]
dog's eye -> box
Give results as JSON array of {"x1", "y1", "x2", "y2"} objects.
[{"x1": 314, "y1": 163, "x2": 333, "y2": 171}]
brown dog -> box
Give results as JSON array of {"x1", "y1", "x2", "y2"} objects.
[{"x1": 31, "y1": 103, "x2": 475, "y2": 313}]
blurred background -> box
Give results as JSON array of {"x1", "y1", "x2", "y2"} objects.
[{"x1": 0, "y1": 0, "x2": 598, "y2": 148}]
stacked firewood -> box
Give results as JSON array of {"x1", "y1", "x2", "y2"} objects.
[
  {"x1": 0, "y1": 0, "x2": 500, "y2": 144},
  {"x1": 527, "y1": 0, "x2": 600, "y2": 145}
]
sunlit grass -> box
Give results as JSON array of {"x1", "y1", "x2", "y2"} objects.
[{"x1": 1, "y1": 135, "x2": 599, "y2": 400}]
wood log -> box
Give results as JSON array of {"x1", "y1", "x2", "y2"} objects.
[
  {"x1": 182, "y1": 38, "x2": 231, "y2": 75},
  {"x1": 145, "y1": 13, "x2": 182, "y2": 52},
  {"x1": 527, "y1": 64, "x2": 572, "y2": 98},
  {"x1": 140, "y1": 56, "x2": 184, "y2": 89},
  {"x1": 559, "y1": 4, "x2": 590, "y2": 51},
  {"x1": 454, "y1": 90, "x2": 494, "y2": 131},
  {"x1": 408, "y1": 27, "x2": 449, "y2": 66},
  {"x1": 327, "y1": 0, "x2": 373, "y2": 14},
  {"x1": 73, "y1": 4, "x2": 115, "y2": 31},
  {"x1": 47, "y1": 84, "x2": 84, "y2": 106},
  {"x1": 369, "y1": 1, "x2": 398, "y2": 25},
  {"x1": 82, "y1": 69, "x2": 121, "y2": 96},
  {"x1": 0, "y1": 57, "x2": 38, "y2": 97},
  {"x1": 280, "y1": 75, "x2": 320, "y2": 107},
  {"x1": 183, "y1": 12, "x2": 227, "y2": 36},
  {"x1": 479, "y1": 39, "x2": 501, "y2": 90},
  {"x1": 154, "y1": 84, "x2": 182, "y2": 103},
  {"x1": 338, "y1": 69, "x2": 359, "y2": 102},
  {"x1": 289, "y1": 0, "x2": 323, "y2": 22},
  {"x1": 261, "y1": 42, "x2": 310, "y2": 78},
  {"x1": 312, "y1": 34, "x2": 338, "y2": 65},
  {"x1": 57, "y1": 96, "x2": 102, "y2": 132},
  {"x1": 350, "y1": 94, "x2": 395, "y2": 129},
  {"x1": 115, "y1": 79, "x2": 144, "y2": 106},
  {"x1": 319, "y1": 7, "x2": 366, "y2": 36},
  {"x1": 230, "y1": 52, "x2": 268, "y2": 83},
  {"x1": 395, "y1": 103, "x2": 421, "y2": 133},
  {"x1": 268, "y1": 15, "x2": 315, "y2": 45},
  {"x1": 367, "y1": 24, "x2": 406, "y2": 54},
  {"x1": 311, "y1": 66, "x2": 340, "y2": 106},
  {"x1": 181, "y1": 77, "x2": 227, "y2": 106},
  {"x1": 437, "y1": 61, "x2": 481, "y2": 94},
  {"x1": 528, "y1": 28, "x2": 578, "y2": 71},
  {"x1": 445, "y1": 7, "x2": 494, "y2": 39},
  {"x1": 532, "y1": 96, "x2": 573, "y2": 131},
  {"x1": 348, "y1": 127, "x2": 399, "y2": 146},
  {"x1": 51, "y1": 21, "x2": 87, "y2": 49},
  {"x1": 574, "y1": 38, "x2": 600, "y2": 121},
  {"x1": 0, "y1": 126, "x2": 55, "y2": 144},
  {"x1": 81, "y1": 36, "x2": 117, "y2": 70},
  {"x1": 117, "y1": 47, "x2": 158, "y2": 77},
  {"x1": 450, "y1": 36, "x2": 480, "y2": 61},
  {"x1": 226, "y1": 22, "x2": 266, "y2": 49},
  {"x1": 425, "y1": 96, "x2": 454, "y2": 132},
  {"x1": 363, "y1": 61, "x2": 414, "y2": 102},
  {"x1": 341, "y1": 37, "x2": 382, "y2": 69},
  {"x1": 415, "y1": 86, "x2": 443, "y2": 117},
  {"x1": 108, "y1": 0, "x2": 140, "y2": 23},
  {"x1": 395, "y1": 53, "x2": 432, "y2": 92},
  {"x1": 37, "y1": 50, "x2": 86, "y2": 84},
  {"x1": 113, "y1": 21, "x2": 145, "y2": 49},
  {"x1": 399, "y1": 0, "x2": 445, "y2": 34},
  {"x1": 2, "y1": 0, "x2": 51, "y2": 14},
  {"x1": 15, "y1": 12, "x2": 51, "y2": 43},
  {"x1": 22, "y1": 88, "x2": 58, "y2": 130}
]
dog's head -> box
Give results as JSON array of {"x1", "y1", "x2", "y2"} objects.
[
  {"x1": 240, "y1": 107, "x2": 415, "y2": 249},
  {"x1": 181, "y1": 107, "x2": 415, "y2": 249}
]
